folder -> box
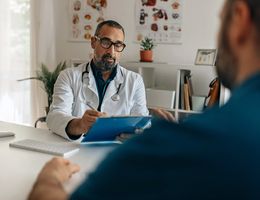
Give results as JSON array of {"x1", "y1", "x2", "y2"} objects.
[{"x1": 81, "y1": 116, "x2": 152, "y2": 142}]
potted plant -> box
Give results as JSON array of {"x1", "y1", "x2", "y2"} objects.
[
  {"x1": 18, "y1": 61, "x2": 67, "y2": 114},
  {"x1": 140, "y1": 37, "x2": 155, "y2": 62}
]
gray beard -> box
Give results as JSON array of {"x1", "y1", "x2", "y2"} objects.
[
  {"x1": 95, "y1": 60, "x2": 116, "y2": 72},
  {"x1": 216, "y1": 24, "x2": 238, "y2": 90},
  {"x1": 94, "y1": 54, "x2": 117, "y2": 72}
]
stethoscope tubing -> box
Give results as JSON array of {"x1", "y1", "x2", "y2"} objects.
[{"x1": 81, "y1": 62, "x2": 123, "y2": 102}]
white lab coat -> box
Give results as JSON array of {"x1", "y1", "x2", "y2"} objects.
[{"x1": 46, "y1": 62, "x2": 149, "y2": 139}]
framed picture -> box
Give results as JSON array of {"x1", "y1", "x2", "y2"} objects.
[{"x1": 194, "y1": 49, "x2": 217, "y2": 66}]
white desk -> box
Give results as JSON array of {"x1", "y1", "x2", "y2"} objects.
[{"x1": 0, "y1": 121, "x2": 118, "y2": 200}]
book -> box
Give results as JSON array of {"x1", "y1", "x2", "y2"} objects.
[
  {"x1": 179, "y1": 70, "x2": 191, "y2": 109},
  {"x1": 185, "y1": 74, "x2": 193, "y2": 110},
  {"x1": 184, "y1": 83, "x2": 191, "y2": 110},
  {"x1": 81, "y1": 116, "x2": 152, "y2": 143}
]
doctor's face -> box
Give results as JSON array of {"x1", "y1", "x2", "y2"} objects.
[{"x1": 91, "y1": 25, "x2": 125, "y2": 72}]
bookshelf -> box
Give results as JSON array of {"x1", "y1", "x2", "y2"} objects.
[{"x1": 121, "y1": 61, "x2": 228, "y2": 121}]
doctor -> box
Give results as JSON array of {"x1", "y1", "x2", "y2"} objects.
[{"x1": 46, "y1": 20, "x2": 149, "y2": 140}]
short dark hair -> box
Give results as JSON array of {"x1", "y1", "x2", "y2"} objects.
[
  {"x1": 246, "y1": 0, "x2": 260, "y2": 31},
  {"x1": 94, "y1": 20, "x2": 125, "y2": 37},
  {"x1": 228, "y1": 0, "x2": 260, "y2": 32}
]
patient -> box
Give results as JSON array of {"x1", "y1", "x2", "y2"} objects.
[{"x1": 29, "y1": 0, "x2": 260, "y2": 199}]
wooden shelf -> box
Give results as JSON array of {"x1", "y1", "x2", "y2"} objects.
[{"x1": 121, "y1": 61, "x2": 228, "y2": 121}]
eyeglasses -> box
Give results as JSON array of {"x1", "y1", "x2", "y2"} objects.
[{"x1": 95, "y1": 36, "x2": 126, "y2": 52}]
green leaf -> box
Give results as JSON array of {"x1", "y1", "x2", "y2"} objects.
[
  {"x1": 18, "y1": 61, "x2": 68, "y2": 108},
  {"x1": 140, "y1": 37, "x2": 155, "y2": 50}
]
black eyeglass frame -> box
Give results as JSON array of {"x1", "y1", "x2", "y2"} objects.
[{"x1": 95, "y1": 36, "x2": 126, "y2": 52}]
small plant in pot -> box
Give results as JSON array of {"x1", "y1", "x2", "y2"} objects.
[{"x1": 140, "y1": 37, "x2": 155, "y2": 62}]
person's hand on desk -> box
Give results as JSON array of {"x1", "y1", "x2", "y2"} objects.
[
  {"x1": 150, "y1": 108, "x2": 176, "y2": 122},
  {"x1": 66, "y1": 110, "x2": 107, "y2": 138},
  {"x1": 116, "y1": 128, "x2": 145, "y2": 143},
  {"x1": 28, "y1": 157, "x2": 80, "y2": 200},
  {"x1": 116, "y1": 109, "x2": 175, "y2": 143},
  {"x1": 116, "y1": 133, "x2": 136, "y2": 143}
]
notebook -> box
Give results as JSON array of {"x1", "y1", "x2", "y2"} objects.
[
  {"x1": 9, "y1": 139, "x2": 79, "y2": 157},
  {"x1": 81, "y1": 115, "x2": 152, "y2": 143}
]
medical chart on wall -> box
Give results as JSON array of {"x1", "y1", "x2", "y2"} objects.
[
  {"x1": 68, "y1": 0, "x2": 108, "y2": 42},
  {"x1": 135, "y1": 0, "x2": 183, "y2": 44}
]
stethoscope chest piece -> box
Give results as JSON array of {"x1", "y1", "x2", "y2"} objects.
[
  {"x1": 111, "y1": 83, "x2": 122, "y2": 101},
  {"x1": 111, "y1": 94, "x2": 120, "y2": 101}
]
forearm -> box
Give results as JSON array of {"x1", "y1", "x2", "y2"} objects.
[
  {"x1": 66, "y1": 118, "x2": 85, "y2": 137},
  {"x1": 28, "y1": 178, "x2": 68, "y2": 200},
  {"x1": 66, "y1": 110, "x2": 105, "y2": 138},
  {"x1": 46, "y1": 110, "x2": 75, "y2": 139}
]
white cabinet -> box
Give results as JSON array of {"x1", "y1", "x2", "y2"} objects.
[{"x1": 121, "y1": 61, "x2": 228, "y2": 121}]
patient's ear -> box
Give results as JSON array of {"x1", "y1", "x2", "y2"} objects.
[{"x1": 229, "y1": 1, "x2": 252, "y2": 50}]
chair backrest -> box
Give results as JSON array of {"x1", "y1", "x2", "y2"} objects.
[{"x1": 34, "y1": 116, "x2": 46, "y2": 128}]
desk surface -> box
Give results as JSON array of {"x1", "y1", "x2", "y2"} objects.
[{"x1": 0, "y1": 121, "x2": 118, "y2": 200}]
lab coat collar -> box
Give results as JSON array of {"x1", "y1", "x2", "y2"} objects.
[
  {"x1": 113, "y1": 64, "x2": 124, "y2": 84},
  {"x1": 84, "y1": 61, "x2": 124, "y2": 98},
  {"x1": 86, "y1": 62, "x2": 97, "y2": 94}
]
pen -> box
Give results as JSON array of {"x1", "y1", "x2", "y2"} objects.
[{"x1": 86, "y1": 102, "x2": 97, "y2": 111}]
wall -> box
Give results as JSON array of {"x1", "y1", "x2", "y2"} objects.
[{"x1": 53, "y1": 0, "x2": 225, "y2": 66}]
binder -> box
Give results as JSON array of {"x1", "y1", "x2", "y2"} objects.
[
  {"x1": 179, "y1": 70, "x2": 191, "y2": 109},
  {"x1": 81, "y1": 116, "x2": 152, "y2": 142},
  {"x1": 183, "y1": 83, "x2": 191, "y2": 110}
]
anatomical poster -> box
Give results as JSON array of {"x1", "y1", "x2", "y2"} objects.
[
  {"x1": 135, "y1": 0, "x2": 183, "y2": 44},
  {"x1": 68, "y1": 0, "x2": 107, "y2": 42}
]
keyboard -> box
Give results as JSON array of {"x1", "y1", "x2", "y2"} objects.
[
  {"x1": 9, "y1": 139, "x2": 79, "y2": 157},
  {"x1": 0, "y1": 131, "x2": 15, "y2": 138}
]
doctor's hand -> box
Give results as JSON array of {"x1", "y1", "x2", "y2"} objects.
[
  {"x1": 116, "y1": 133, "x2": 135, "y2": 143},
  {"x1": 66, "y1": 110, "x2": 107, "y2": 137},
  {"x1": 150, "y1": 108, "x2": 176, "y2": 122},
  {"x1": 81, "y1": 109, "x2": 108, "y2": 133},
  {"x1": 116, "y1": 129, "x2": 144, "y2": 143}
]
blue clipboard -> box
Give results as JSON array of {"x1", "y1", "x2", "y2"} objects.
[{"x1": 81, "y1": 116, "x2": 152, "y2": 142}]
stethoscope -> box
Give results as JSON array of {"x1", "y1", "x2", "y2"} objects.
[
  {"x1": 81, "y1": 62, "x2": 123, "y2": 102},
  {"x1": 111, "y1": 83, "x2": 122, "y2": 101}
]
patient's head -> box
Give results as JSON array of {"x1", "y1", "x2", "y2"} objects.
[{"x1": 216, "y1": 0, "x2": 260, "y2": 89}]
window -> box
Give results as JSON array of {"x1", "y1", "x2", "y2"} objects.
[{"x1": 0, "y1": 0, "x2": 32, "y2": 125}]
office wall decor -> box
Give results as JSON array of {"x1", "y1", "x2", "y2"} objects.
[
  {"x1": 68, "y1": 0, "x2": 108, "y2": 42},
  {"x1": 194, "y1": 49, "x2": 217, "y2": 66},
  {"x1": 135, "y1": 0, "x2": 183, "y2": 44}
]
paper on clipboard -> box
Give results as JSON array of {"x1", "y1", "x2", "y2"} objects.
[{"x1": 81, "y1": 115, "x2": 152, "y2": 142}]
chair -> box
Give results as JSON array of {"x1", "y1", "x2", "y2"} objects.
[{"x1": 34, "y1": 116, "x2": 46, "y2": 128}]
